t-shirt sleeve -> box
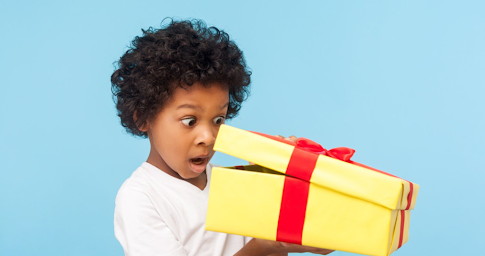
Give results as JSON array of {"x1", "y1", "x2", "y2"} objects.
[{"x1": 114, "y1": 186, "x2": 186, "y2": 256}]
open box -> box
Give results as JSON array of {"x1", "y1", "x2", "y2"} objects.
[{"x1": 206, "y1": 125, "x2": 419, "y2": 256}]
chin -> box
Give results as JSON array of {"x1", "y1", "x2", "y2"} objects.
[{"x1": 181, "y1": 170, "x2": 205, "y2": 180}]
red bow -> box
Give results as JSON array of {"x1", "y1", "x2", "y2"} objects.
[
  {"x1": 252, "y1": 132, "x2": 356, "y2": 164},
  {"x1": 295, "y1": 137, "x2": 355, "y2": 162}
]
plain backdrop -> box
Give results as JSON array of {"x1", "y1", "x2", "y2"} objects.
[{"x1": 1, "y1": 1, "x2": 484, "y2": 255}]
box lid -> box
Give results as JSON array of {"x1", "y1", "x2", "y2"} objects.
[{"x1": 214, "y1": 125, "x2": 419, "y2": 210}]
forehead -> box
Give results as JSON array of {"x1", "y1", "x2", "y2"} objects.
[{"x1": 167, "y1": 81, "x2": 229, "y2": 108}]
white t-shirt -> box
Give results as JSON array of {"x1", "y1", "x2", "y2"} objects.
[{"x1": 114, "y1": 162, "x2": 250, "y2": 256}]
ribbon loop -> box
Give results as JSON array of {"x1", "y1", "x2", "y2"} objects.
[
  {"x1": 327, "y1": 147, "x2": 355, "y2": 162},
  {"x1": 295, "y1": 137, "x2": 355, "y2": 163},
  {"x1": 296, "y1": 137, "x2": 325, "y2": 153}
]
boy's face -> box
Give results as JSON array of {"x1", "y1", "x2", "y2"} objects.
[{"x1": 144, "y1": 82, "x2": 229, "y2": 187}]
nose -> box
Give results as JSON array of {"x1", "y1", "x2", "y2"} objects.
[{"x1": 196, "y1": 124, "x2": 216, "y2": 146}]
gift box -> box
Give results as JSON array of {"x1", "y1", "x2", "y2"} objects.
[{"x1": 206, "y1": 125, "x2": 419, "y2": 256}]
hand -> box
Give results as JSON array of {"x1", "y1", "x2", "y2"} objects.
[
  {"x1": 275, "y1": 135, "x2": 298, "y2": 144},
  {"x1": 277, "y1": 241, "x2": 334, "y2": 255},
  {"x1": 234, "y1": 238, "x2": 334, "y2": 256}
]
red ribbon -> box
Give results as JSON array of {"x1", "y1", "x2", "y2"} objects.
[
  {"x1": 251, "y1": 132, "x2": 413, "y2": 249},
  {"x1": 276, "y1": 137, "x2": 359, "y2": 244}
]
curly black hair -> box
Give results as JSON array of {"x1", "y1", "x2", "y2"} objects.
[{"x1": 111, "y1": 19, "x2": 251, "y2": 138}]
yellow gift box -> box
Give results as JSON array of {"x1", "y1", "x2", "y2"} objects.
[{"x1": 206, "y1": 125, "x2": 419, "y2": 256}]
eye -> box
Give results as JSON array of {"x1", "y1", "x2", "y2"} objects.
[
  {"x1": 213, "y1": 116, "x2": 225, "y2": 125},
  {"x1": 181, "y1": 117, "x2": 196, "y2": 127}
]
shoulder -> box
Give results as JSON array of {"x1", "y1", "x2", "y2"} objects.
[
  {"x1": 114, "y1": 163, "x2": 180, "y2": 235},
  {"x1": 114, "y1": 166, "x2": 155, "y2": 219},
  {"x1": 114, "y1": 165, "x2": 187, "y2": 255},
  {"x1": 114, "y1": 163, "x2": 187, "y2": 225},
  {"x1": 115, "y1": 166, "x2": 151, "y2": 202}
]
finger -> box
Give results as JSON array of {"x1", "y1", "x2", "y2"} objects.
[
  {"x1": 285, "y1": 244, "x2": 334, "y2": 254},
  {"x1": 313, "y1": 249, "x2": 334, "y2": 255},
  {"x1": 287, "y1": 135, "x2": 298, "y2": 143},
  {"x1": 275, "y1": 135, "x2": 285, "y2": 139}
]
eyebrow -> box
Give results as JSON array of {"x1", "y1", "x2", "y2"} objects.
[
  {"x1": 176, "y1": 104, "x2": 201, "y2": 110},
  {"x1": 176, "y1": 102, "x2": 229, "y2": 110}
]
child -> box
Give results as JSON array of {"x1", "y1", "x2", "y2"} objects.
[{"x1": 111, "y1": 19, "x2": 333, "y2": 256}]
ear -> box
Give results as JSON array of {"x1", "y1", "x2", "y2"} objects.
[{"x1": 133, "y1": 110, "x2": 149, "y2": 132}]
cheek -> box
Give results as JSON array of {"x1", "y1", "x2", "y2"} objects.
[
  {"x1": 158, "y1": 134, "x2": 191, "y2": 160},
  {"x1": 157, "y1": 142, "x2": 187, "y2": 171}
]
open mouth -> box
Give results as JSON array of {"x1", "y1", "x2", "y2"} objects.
[{"x1": 190, "y1": 157, "x2": 206, "y2": 165}]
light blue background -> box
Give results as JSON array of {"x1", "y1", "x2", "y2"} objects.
[{"x1": 1, "y1": 1, "x2": 484, "y2": 255}]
